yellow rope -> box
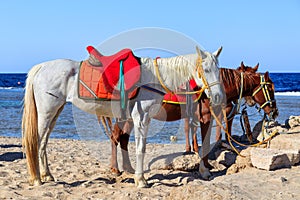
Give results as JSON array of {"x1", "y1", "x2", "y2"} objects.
[
  {"x1": 154, "y1": 58, "x2": 173, "y2": 94},
  {"x1": 209, "y1": 105, "x2": 279, "y2": 157}
]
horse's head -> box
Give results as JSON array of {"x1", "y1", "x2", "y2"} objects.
[
  {"x1": 237, "y1": 61, "x2": 259, "y2": 74},
  {"x1": 237, "y1": 62, "x2": 259, "y2": 107},
  {"x1": 251, "y1": 71, "x2": 278, "y2": 120},
  {"x1": 194, "y1": 46, "x2": 224, "y2": 106}
]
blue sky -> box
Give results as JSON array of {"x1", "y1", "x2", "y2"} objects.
[{"x1": 0, "y1": 0, "x2": 299, "y2": 73}]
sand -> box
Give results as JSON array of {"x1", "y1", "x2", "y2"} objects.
[{"x1": 0, "y1": 134, "x2": 299, "y2": 200}]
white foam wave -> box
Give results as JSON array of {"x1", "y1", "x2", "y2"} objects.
[
  {"x1": 275, "y1": 91, "x2": 300, "y2": 96},
  {"x1": 0, "y1": 87, "x2": 23, "y2": 91}
]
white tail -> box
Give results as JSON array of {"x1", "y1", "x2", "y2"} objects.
[{"x1": 22, "y1": 64, "x2": 42, "y2": 185}]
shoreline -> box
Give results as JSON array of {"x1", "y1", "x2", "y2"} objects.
[{"x1": 1, "y1": 134, "x2": 300, "y2": 199}]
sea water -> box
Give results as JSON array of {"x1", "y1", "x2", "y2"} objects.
[{"x1": 0, "y1": 73, "x2": 300, "y2": 144}]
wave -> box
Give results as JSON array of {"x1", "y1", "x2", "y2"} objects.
[
  {"x1": 0, "y1": 87, "x2": 23, "y2": 90},
  {"x1": 275, "y1": 91, "x2": 300, "y2": 96}
]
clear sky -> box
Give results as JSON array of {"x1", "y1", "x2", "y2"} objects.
[{"x1": 0, "y1": 0, "x2": 299, "y2": 73}]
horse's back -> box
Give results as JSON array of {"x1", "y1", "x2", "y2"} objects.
[{"x1": 29, "y1": 59, "x2": 80, "y2": 101}]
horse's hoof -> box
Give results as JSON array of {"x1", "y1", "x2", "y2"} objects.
[
  {"x1": 199, "y1": 169, "x2": 212, "y2": 180},
  {"x1": 110, "y1": 167, "x2": 122, "y2": 176},
  {"x1": 41, "y1": 174, "x2": 55, "y2": 182},
  {"x1": 29, "y1": 178, "x2": 42, "y2": 186},
  {"x1": 134, "y1": 174, "x2": 149, "y2": 188},
  {"x1": 199, "y1": 162, "x2": 212, "y2": 180}
]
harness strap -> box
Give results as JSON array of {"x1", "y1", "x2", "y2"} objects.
[
  {"x1": 252, "y1": 75, "x2": 274, "y2": 109},
  {"x1": 236, "y1": 72, "x2": 244, "y2": 113}
]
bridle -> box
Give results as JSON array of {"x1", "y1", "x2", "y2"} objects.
[
  {"x1": 252, "y1": 74, "x2": 276, "y2": 115},
  {"x1": 195, "y1": 47, "x2": 221, "y2": 104}
]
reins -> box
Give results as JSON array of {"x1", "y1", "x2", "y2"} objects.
[
  {"x1": 209, "y1": 104, "x2": 279, "y2": 157},
  {"x1": 209, "y1": 72, "x2": 279, "y2": 157}
]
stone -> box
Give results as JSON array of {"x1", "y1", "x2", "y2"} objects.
[
  {"x1": 226, "y1": 147, "x2": 253, "y2": 175},
  {"x1": 149, "y1": 152, "x2": 200, "y2": 171},
  {"x1": 215, "y1": 150, "x2": 237, "y2": 167},
  {"x1": 288, "y1": 116, "x2": 300, "y2": 129},
  {"x1": 269, "y1": 134, "x2": 300, "y2": 151},
  {"x1": 250, "y1": 148, "x2": 291, "y2": 170}
]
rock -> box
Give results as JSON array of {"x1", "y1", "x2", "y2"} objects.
[
  {"x1": 268, "y1": 134, "x2": 300, "y2": 165},
  {"x1": 287, "y1": 116, "x2": 300, "y2": 129},
  {"x1": 226, "y1": 148, "x2": 253, "y2": 175},
  {"x1": 250, "y1": 148, "x2": 291, "y2": 170},
  {"x1": 269, "y1": 134, "x2": 300, "y2": 151},
  {"x1": 215, "y1": 150, "x2": 237, "y2": 167},
  {"x1": 149, "y1": 153, "x2": 200, "y2": 171}
]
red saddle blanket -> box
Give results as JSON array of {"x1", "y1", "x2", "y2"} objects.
[
  {"x1": 163, "y1": 80, "x2": 202, "y2": 104},
  {"x1": 86, "y1": 46, "x2": 140, "y2": 92},
  {"x1": 79, "y1": 46, "x2": 140, "y2": 100}
]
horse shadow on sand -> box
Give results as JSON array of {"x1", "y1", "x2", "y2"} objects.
[
  {"x1": 0, "y1": 144, "x2": 23, "y2": 162},
  {"x1": 145, "y1": 150, "x2": 230, "y2": 187}
]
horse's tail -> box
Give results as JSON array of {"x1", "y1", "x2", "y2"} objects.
[{"x1": 22, "y1": 64, "x2": 43, "y2": 184}]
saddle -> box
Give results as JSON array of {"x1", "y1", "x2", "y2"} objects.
[
  {"x1": 163, "y1": 79, "x2": 202, "y2": 104},
  {"x1": 79, "y1": 46, "x2": 140, "y2": 100}
]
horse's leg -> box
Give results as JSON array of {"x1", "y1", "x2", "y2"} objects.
[
  {"x1": 227, "y1": 114, "x2": 234, "y2": 141},
  {"x1": 184, "y1": 118, "x2": 192, "y2": 152},
  {"x1": 37, "y1": 103, "x2": 66, "y2": 183},
  {"x1": 132, "y1": 106, "x2": 151, "y2": 188},
  {"x1": 120, "y1": 121, "x2": 135, "y2": 173},
  {"x1": 215, "y1": 113, "x2": 222, "y2": 141},
  {"x1": 224, "y1": 104, "x2": 234, "y2": 142},
  {"x1": 110, "y1": 123, "x2": 121, "y2": 175},
  {"x1": 197, "y1": 100, "x2": 213, "y2": 180},
  {"x1": 191, "y1": 123, "x2": 199, "y2": 153}
]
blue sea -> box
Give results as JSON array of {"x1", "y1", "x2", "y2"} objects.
[{"x1": 0, "y1": 73, "x2": 300, "y2": 144}]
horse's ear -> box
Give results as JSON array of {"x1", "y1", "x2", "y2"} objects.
[
  {"x1": 253, "y1": 63, "x2": 259, "y2": 72},
  {"x1": 240, "y1": 61, "x2": 245, "y2": 70},
  {"x1": 196, "y1": 46, "x2": 206, "y2": 58},
  {"x1": 213, "y1": 46, "x2": 223, "y2": 58},
  {"x1": 264, "y1": 71, "x2": 270, "y2": 80}
]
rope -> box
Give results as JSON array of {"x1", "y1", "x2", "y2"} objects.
[
  {"x1": 209, "y1": 105, "x2": 279, "y2": 157},
  {"x1": 154, "y1": 58, "x2": 173, "y2": 94}
]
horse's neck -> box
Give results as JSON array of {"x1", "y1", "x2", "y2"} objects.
[
  {"x1": 222, "y1": 69, "x2": 256, "y2": 101},
  {"x1": 140, "y1": 54, "x2": 196, "y2": 91}
]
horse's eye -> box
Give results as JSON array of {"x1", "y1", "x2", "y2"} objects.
[{"x1": 205, "y1": 68, "x2": 211, "y2": 73}]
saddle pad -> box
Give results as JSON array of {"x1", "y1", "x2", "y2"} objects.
[
  {"x1": 86, "y1": 46, "x2": 141, "y2": 92},
  {"x1": 79, "y1": 60, "x2": 139, "y2": 100},
  {"x1": 163, "y1": 79, "x2": 202, "y2": 104}
]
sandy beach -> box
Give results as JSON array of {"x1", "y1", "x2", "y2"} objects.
[{"x1": 1, "y1": 125, "x2": 300, "y2": 200}]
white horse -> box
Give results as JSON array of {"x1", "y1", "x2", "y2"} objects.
[{"x1": 22, "y1": 46, "x2": 223, "y2": 188}]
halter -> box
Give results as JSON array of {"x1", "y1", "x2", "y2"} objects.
[
  {"x1": 252, "y1": 75, "x2": 275, "y2": 110},
  {"x1": 195, "y1": 46, "x2": 221, "y2": 97}
]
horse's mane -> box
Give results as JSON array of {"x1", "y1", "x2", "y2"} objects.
[
  {"x1": 140, "y1": 51, "x2": 220, "y2": 91},
  {"x1": 141, "y1": 54, "x2": 198, "y2": 91},
  {"x1": 220, "y1": 68, "x2": 257, "y2": 94}
]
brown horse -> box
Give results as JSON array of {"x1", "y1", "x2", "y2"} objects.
[
  {"x1": 186, "y1": 63, "x2": 262, "y2": 155},
  {"x1": 102, "y1": 64, "x2": 278, "y2": 175},
  {"x1": 210, "y1": 62, "x2": 259, "y2": 142}
]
